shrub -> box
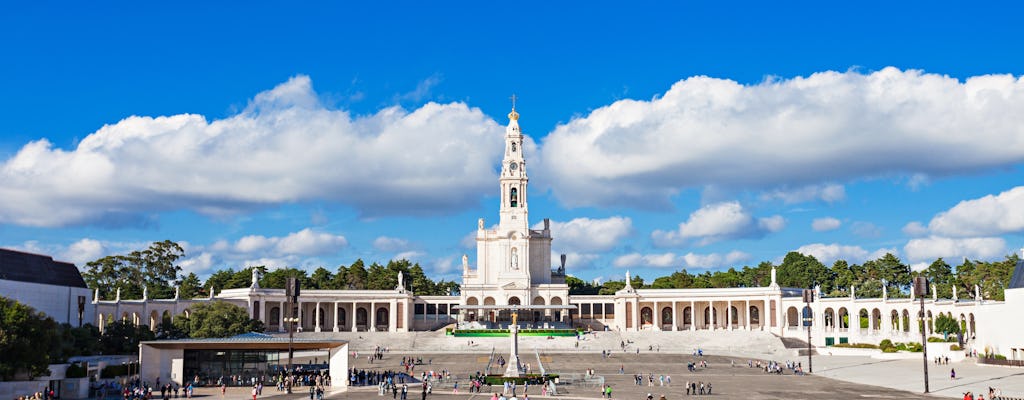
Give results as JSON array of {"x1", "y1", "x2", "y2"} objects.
[
  {"x1": 906, "y1": 343, "x2": 923, "y2": 352},
  {"x1": 878, "y1": 339, "x2": 895, "y2": 351},
  {"x1": 882, "y1": 347, "x2": 899, "y2": 353},
  {"x1": 994, "y1": 354, "x2": 1007, "y2": 360},
  {"x1": 895, "y1": 343, "x2": 908, "y2": 351},
  {"x1": 65, "y1": 363, "x2": 87, "y2": 378},
  {"x1": 950, "y1": 344, "x2": 961, "y2": 351},
  {"x1": 832, "y1": 343, "x2": 878, "y2": 349},
  {"x1": 100, "y1": 364, "x2": 128, "y2": 379},
  {"x1": 927, "y1": 336, "x2": 954, "y2": 342}
]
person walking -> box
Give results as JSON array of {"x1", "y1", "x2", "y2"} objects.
[{"x1": 951, "y1": 368, "x2": 956, "y2": 380}]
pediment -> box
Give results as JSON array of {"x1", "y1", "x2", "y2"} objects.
[{"x1": 501, "y1": 282, "x2": 520, "y2": 290}]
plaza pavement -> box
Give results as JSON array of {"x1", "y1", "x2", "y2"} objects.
[{"x1": 147, "y1": 330, "x2": 1024, "y2": 400}]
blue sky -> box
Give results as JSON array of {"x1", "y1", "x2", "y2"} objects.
[{"x1": 2, "y1": 2, "x2": 1023, "y2": 284}]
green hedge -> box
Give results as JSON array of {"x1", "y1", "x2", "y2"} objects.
[
  {"x1": 927, "y1": 336, "x2": 957, "y2": 343},
  {"x1": 65, "y1": 363, "x2": 87, "y2": 378},
  {"x1": 832, "y1": 343, "x2": 878, "y2": 349},
  {"x1": 100, "y1": 365, "x2": 128, "y2": 379},
  {"x1": 481, "y1": 374, "x2": 558, "y2": 385},
  {"x1": 452, "y1": 329, "x2": 579, "y2": 337}
]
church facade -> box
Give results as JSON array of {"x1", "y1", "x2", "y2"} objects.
[{"x1": 91, "y1": 107, "x2": 1024, "y2": 361}]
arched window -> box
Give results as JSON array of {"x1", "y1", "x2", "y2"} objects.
[
  {"x1": 510, "y1": 188, "x2": 518, "y2": 207},
  {"x1": 511, "y1": 142, "x2": 517, "y2": 152}
]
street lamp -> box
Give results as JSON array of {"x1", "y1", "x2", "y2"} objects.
[
  {"x1": 285, "y1": 277, "x2": 301, "y2": 394},
  {"x1": 802, "y1": 289, "x2": 814, "y2": 374},
  {"x1": 914, "y1": 275, "x2": 930, "y2": 393}
]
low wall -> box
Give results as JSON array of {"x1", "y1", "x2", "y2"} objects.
[{"x1": 0, "y1": 381, "x2": 50, "y2": 400}]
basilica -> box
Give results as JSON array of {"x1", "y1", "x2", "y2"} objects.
[{"x1": 92, "y1": 106, "x2": 1024, "y2": 362}]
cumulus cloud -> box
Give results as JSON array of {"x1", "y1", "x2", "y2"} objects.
[
  {"x1": 63, "y1": 238, "x2": 107, "y2": 266},
  {"x1": 811, "y1": 217, "x2": 841, "y2": 232},
  {"x1": 903, "y1": 236, "x2": 1006, "y2": 263},
  {"x1": 373, "y1": 236, "x2": 412, "y2": 252},
  {"x1": 927, "y1": 186, "x2": 1024, "y2": 237},
  {"x1": 902, "y1": 221, "x2": 929, "y2": 237},
  {"x1": 761, "y1": 184, "x2": 846, "y2": 204},
  {"x1": 0, "y1": 75, "x2": 503, "y2": 227},
  {"x1": 794, "y1": 243, "x2": 895, "y2": 265},
  {"x1": 532, "y1": 216, "x2": 632, "y2": 253},
  {"x1": 538, "y1": 67, "x2": 1024, "y2": 209},
  {"x1": 850, "y1": 221, "x2": 883, "y2": 238},
  {"x1": 613, "y1": 250, "x2": 750, "y2": 269},
  {"x1": 651, "y1": 201, "x2": 784, "y2": 247}
]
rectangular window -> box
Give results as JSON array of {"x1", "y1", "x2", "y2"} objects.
[
  {"x1": 426, "y1": 304, "x2": 437, "y2": 314},
  {"x1": 593, "y1": 304, "x2": 603, "y2": 315},
  {"x1": 438, "y1": 304, "x2": 448, "y2": 314},
  {"x1": 414, "y1": 304, "x2": 425, "y2": 315},
  {"x1": 605, "y1": 303, "x2": 615, "y2": 317},
  {"x1": 580, "y1": 304, "x2": 591, "y2": 315}
]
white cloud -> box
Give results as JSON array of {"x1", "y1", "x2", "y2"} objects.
[
  {"x1": 538, "y1": 68, "x2": 1024, "y2": 209},
  {"x1": 613, "y1": 250, "x2": 749, "y2": 269},
  {"x1": 373, "y1": 236, "x2": 412, "y2": 252},
  {"x1": 275, "y1": 229, "x2": 348, "y2": 255},
  {"x1": 794, "y1": 243, "x2": 897, "y2": 265},
  {"x1": 63, "y1": 238, "x2": 107, "y2": 266},
  {"x1": 811, "y1": 217, "x2": 841, "y2": 232},
  {"x1": 761, "y1": 184, "x2": 846, "y2": 204},
  {"x1": 532, "y1": 216, "x2": 632, "y2": 253},
  {"x1": 903, "y1": 236, "x2": 1006, "y2": 263},
  {"x1": 0, "y1": 75, "x2": 503, "y2": 227},
  {"x1": 394, "y1": 251, "x2": 426, "y2": 261},
  {"x1": 851, "y1": 221, "x2": 883, "y2": 238},
  {"x1": 902, "y1": 221, "x2": 928, "y2": 237},
  {"x1": 927, "y1": 186, "x2": 1024, "y2": 237},
  {"x1": 651, "y1": 201, "x2": 784, "y2": 247}
]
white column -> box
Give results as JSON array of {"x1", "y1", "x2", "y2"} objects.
[
  {"x1": 745, "y1": 300, "x2": 751, "y2": 330},
  {"x1": 278, "y1": 301, "x2": 285, "y2": 333},
  {"x1": 370, "y1": 302, "x2": 376, "y2": 332},
  {"x1": 725, "y1": 300, "x2": 731, "y2": 330},
  {"x1": 312, "y1": 301, "x2": 320, "y2": 332},
  {"x1": 333, "y1": 301, "x2": 339, "y2": 332},
  {"x1": 350, "y1": 302, "x2": 357, "y2": 332},
  {"x1": 672, "y1": 302, "x2": 678, "y2": 331},
  {"x1": 690, "y1": 300, "x2": 696, "y2": 331},
  {"x1": 389, "y1": 300, "x2": 398, "y2": 332},
  {"x1": 297, "y1": 301, "x2": 304, "y2": 331},
  {"x1": 653, "y1": 301, "x2": 660, "y2": 330},
  {"x1": 632, "y1": 299, "x2": 640, "y2": 331}
]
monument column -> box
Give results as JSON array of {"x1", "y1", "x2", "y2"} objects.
[
  {"x1": 389, "y1": 300, "x2": 398, "y2": 332},
  {"x1": 333, "y1": 301, "x2": 339, "y2": 332},
  {"x1": 672, "y1": 302, "x2": 678, "y2": 331},
  {"x1": 351, "y1": 302, "x2": 358, "y2": 332},
  {"x1": 745, "y1": 300, "x2": 751, "y2": 330},
  {"x1": 373, "y1": 301, "x2": 381, "y2": 331},
  {"x1": 278, "y1": 300, "x2": 285, "y2": 332},
  {"x1": 727, "y1": 300, "x2": 732, "y2": 330},
  {"x1": 315, "y1": 301, "x2": 321, "y2": 332},
  {"x1": 690, "y1": 300, "x2": 696, "y2": 331},
  {"x1": 297, "y1": 301, "x2": 304, "y2": 331}
]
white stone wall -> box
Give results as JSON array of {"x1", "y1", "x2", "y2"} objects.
[{"x1": 0, "y1": 278, "x2": 95, "y2": 326}]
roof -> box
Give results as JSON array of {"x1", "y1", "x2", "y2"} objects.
[
  {"x1": 141, "y1": 332, "x2": 348, "y2": 350},
  {"x1": 0, "y1": 248, "x2": 87, "y2": 288},
  {"x1": 1009, "y1": 257, "x2": 1024, "y2": 289}
]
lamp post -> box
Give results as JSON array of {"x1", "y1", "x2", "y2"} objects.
[
  {"x1": 285, "y1": 277, "x2": 301, "y2": 394},
  {"x1": 914, "y1": 275, "x2": 930, "y2": 393},
  {"x1": 802, "y1": 289, "x2": 814, "y2": 374}
]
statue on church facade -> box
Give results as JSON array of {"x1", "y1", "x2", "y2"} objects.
[{"x1": 251, "y1": 268, "x2": 261, "y2": 289}]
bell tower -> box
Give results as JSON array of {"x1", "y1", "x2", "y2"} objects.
[{"x1": 499, "y1": 97, "x2": 529, "y2": 233}]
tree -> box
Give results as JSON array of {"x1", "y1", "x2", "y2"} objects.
[
  {"x1": 82, "y1": 240, "x2": 184, "y2": 299},
  {"x1": 99, "y1": 320, "x2": 155, "y2": 355},
  {"x1": 776, "y1": 252, "x2": 834, "y2": 292},
  {"x1": 923, "y1": 258, "x2": 954, "y2": 299},
  {"x1": 567, "y1": 276, "x2": 600, "y2": 294},
  {"x1": 261, "y1": 267, "x2": 307, "y2": 289},
  {"x1": 178, "y1": 273, "x2": 204, "y2": 299},
  {"x1": 204, "y1": 268, "x2": 236, "y2": 295},
  {"x1": 0, "y1": 297, "x2": 60, "y2": 380},
  {"x1": 598, "y1": 280, "x2": 626, "y2": 295},
  {"x1": 934, "y1": 313, "x2": 961, "y2": 337},
  {"x1": 308, "y1": 267, "x2": 335, "y2": 290},
  {"x1": 172, "y1": 301, "x2": 264, "y2": 338}
]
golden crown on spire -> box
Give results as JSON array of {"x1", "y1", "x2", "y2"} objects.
[{"x1": 508, "y1": 94, "x2": 520, "y2": 121}]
